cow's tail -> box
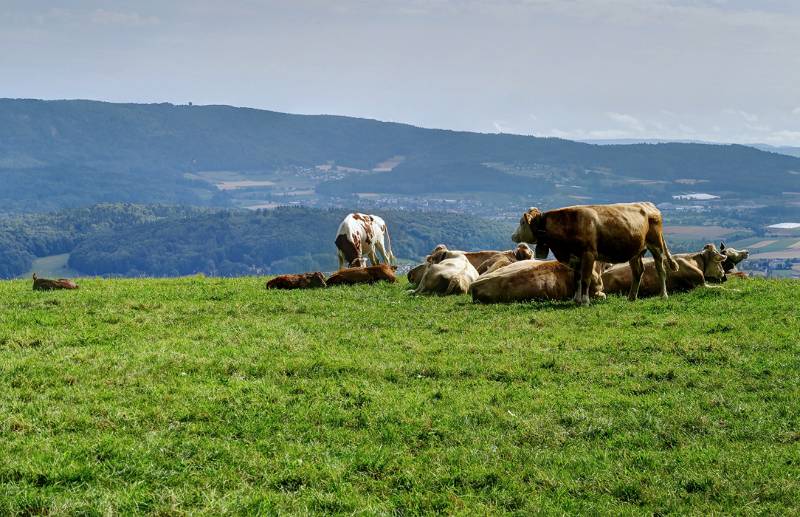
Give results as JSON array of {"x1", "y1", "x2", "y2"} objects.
[
  {"x1": 383, "y1": 225, "x2": 396, "y2": 265},
  {"x1": 661, "y1": 233, "x2": 680, "y2": 272}
]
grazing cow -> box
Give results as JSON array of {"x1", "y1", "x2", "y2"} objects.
[
  {"x1": 471, "y1": 260, "x2": 605, "y2": 303},
  {"x1": 476, "y1": 243, "x2": 534, "y2": 275},
  {"x1": 602, "y1": 244, "x2": 725, "y2": 297},
  {"x1": 335, "y1": 213, "x2": 396, "y2": 269},
  {"x1": 719, "y1": 242, "x2": 749, "y2": 274},
  {"x1": 413, "y1": 247, "x2": 478, "y2": 295},
  {"x1": 266, "y1": 272, "x2": 327, "y2": 289},
  {"x1": 326, "y1": 264, "x2": 397, "y2": 286},
  {"x1": 32, "y1": 273, "x2": 79, "y2": 291},
  {"x1": 511, "y1": 202, "x2": 679, "y2": 304}
]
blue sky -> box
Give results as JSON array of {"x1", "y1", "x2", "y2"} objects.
[{"x1": 2, "y1": 0, "x2": 799, "y2": 145}]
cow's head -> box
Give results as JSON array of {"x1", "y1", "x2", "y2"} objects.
[
  {"x1": 349, "y1": 257, "x2": 368, "y2": 268},
  {"x1": 700, "y1": 243, "x2": 726, "y2": 282},
  {"x1": 720, "y1": 241, "x2": 749, "y2": 272},
  {"x1": 514, "y1": 243, "x2": 534, "y2": 261},
  {"x1": 425, "y1": 244, "x2": 448, "y2": 263},
  {"x1": 407, "y1": 263, "x2": 427, "y2": 285},
  {"x1": 512, "y1": 208, "x2": 544, "y2": 255}
]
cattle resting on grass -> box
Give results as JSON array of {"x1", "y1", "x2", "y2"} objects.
[
  {"x1": 326, "y1": 264, "x2": 397, "y2": 286},
  {"x1": 601, "y1": 244, "x2": 725, "y2": 297},
  {"x1": 470, "y1": 259, "x2": 605, "y2": 303},
  {"x1": 476, "y1": 243, "x2": 534, "y2": 275},
  {"x1": 719, "y1": 242, "x2": 749, "y2": 274},
  {"x1": 334, "y1": 212, "x2": 396, "y2": 269},
  {"x1": 266, "y1": 272, "x2": 327, "y2": 289},
  {"x1": 512, "y1": 202, "x2": 679, "y2": 305},
  {"x1": 32, "y1": 273, "x2": 79, "y2": 291},
  {"x1": 412, "y1": 245, "x2": 479, "y2": 295}
]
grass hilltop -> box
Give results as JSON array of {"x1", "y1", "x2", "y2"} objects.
[{"x1": 1, "y1": 277, "x2": 799, "y2": 514}]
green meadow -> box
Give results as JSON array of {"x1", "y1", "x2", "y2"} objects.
[{"x1": 1, "y1": 277, "x2": 798, "y2": 515}]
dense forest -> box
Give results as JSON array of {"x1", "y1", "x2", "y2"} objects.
[
  {"x1": 2, "y1": 99, "x2": 800, "y2": 211},
  {"x1": 0, "y1": 204, "x2": 514, "y2": 278}
]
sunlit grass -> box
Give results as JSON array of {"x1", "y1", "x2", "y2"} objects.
[{"x1": 1, "y1": 277, "x2": 798, "y2": 514}]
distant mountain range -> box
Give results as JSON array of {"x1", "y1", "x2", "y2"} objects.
[
  {"x1": 2, "y1": 98, "x2": 799, "y2": 213},
  {"x1": 579, "y1": 139, "x2": 800, "y2": 158}
]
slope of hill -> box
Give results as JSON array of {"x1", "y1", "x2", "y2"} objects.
[
  {"x1": 2, "y1": 99, "x2": 800, "y2": 212},
  {"x1": 1, "y1": 277, "x2": 798, "y2": 514}
]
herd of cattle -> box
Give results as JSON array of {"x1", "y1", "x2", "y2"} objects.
[
  {"x1": 268, "y1": 202, "x2": 750, "y2": 305},
  {"x1": 28, "y1": 202, "x2": 750, "y2": 301}
]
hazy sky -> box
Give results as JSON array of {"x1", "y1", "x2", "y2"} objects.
[{"x1": 3, "y1": 0, "x2": 799, "y2": 145}]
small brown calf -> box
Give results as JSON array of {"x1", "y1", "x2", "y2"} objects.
[
  {"x1": 32, "y1": 273, "x2": 79, "y2": 291},
  {"x1": 326, "y1": 264, "x2": 397, "y2": 286},
  {"x1": 266, "y1": 272, "x2": 327, "y2": 289}
]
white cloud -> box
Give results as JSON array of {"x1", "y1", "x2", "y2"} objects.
[
  {"x1": 792, "y1": 107, "x2": 800, "y2": 115},
  {"x1": 606, "y1": 112, "x2": 645, "y2": 132},
  {"x1": 723, "y1": 108, "x2": 759, "y2": 123},
  {"x1": 91, "y1": 9, "x2": 160, "y2": 26}
]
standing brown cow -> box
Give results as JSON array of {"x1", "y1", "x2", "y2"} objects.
[{"x1": 511, "y1": 202, "x2": 678, "y2": 304}]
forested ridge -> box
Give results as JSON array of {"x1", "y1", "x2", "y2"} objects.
[{"x1": 0, "y1": 204, "x2": 513, "y2": 278}]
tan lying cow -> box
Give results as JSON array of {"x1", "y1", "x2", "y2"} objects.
[
  {"x1": 32, "y1": 274, "x2": 79, "y2": 291},
  {"x1": 471, "y1": 259, "x2": 605, "y2": 303},
  {"x1": 512, "y1": 202, "x2": 678, "y2": 304},
  {"x1": 326, "y1": 264, "x2": 397, "y2": 286},
  {"x1": 266, "y1": 272, "x2": 327, "y2": 289},
  {"x1": 425, "y1": 244, "x2": 516, "y2": 270},
  {"x1": 412, "y1": 247, "x2": 479, "y2": 295},
  {"x1": 476, "y1": 243, "x2": 534, "y2": 275},
  {"x1": 602, "y1": 244, "x2": 725, "y2": 297}
]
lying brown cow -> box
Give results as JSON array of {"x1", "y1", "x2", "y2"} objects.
[
  {"x1": 413, "y1": 247, "x2": 479, "y2": 295},
  {"x1": 266, "y1": 272, "x2": 327, "y2": 289},
  {"x1": 719, "y1": 242, "x2": 749, "y2": 274},
  {"x1": 512, "y1": 202, "x2": 678, "y2": 304},
  {"x1": 602, "y1": 244, "x2": 725, "y2": 297},
  {"x1": 476, "y1": 243, "x2": 534, "y2": 275},
  {"x1": 326, "y1": 264, "x2": 397, "y2": 286},
  {"x1": 470, "y1": 260, "x2": 604, "y2": 303},
  {"x1": 32, "y1": 273, "x2": 79, "y2": 291}
]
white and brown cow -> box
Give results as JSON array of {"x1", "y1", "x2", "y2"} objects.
[{"x1": 334, "y1": 213, "x2": 396, "y2": 269}]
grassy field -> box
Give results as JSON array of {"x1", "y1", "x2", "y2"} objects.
[{"x1": 1, "y1": 277, "x2": 799, "y2": 515}]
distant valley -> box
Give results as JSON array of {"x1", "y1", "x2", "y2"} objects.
[{"x1": 2, "y1": 99, "x2": 800, "y2": 277}]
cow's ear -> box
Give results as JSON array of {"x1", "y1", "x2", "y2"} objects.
[
  {"x1": 720, "y1": 241, "x2": 726, "y2": 250},
  {"x1": 523, "y1": 207, "x2": 540, "y2": 226}
]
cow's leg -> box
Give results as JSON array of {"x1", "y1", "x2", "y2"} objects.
[
  {"x1": 628, "y1": 253, "x2": 645, "y2": 301},
  {"x1": 337, "y1": 250, "x2": 345, "y2": 270},
  {"x1": 367, "y1": 249, "x2": 379, "y2": 266},
  {"x1": 375, "y1": 240, "x2": 390, "y2": 265},
  {"x1": 568, "y1": 256, "x2": 583, "y2": 304},
  {"x1": 579, "y1": 252, "x2": 596, "y2": 305},
  {"x1": 649, "y1": 246, "x2": 669, "y2": 299}
]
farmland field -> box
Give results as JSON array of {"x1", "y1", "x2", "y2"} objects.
[{"x1": 1, "y1": 277, "x2": 799, "y2": 514}]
